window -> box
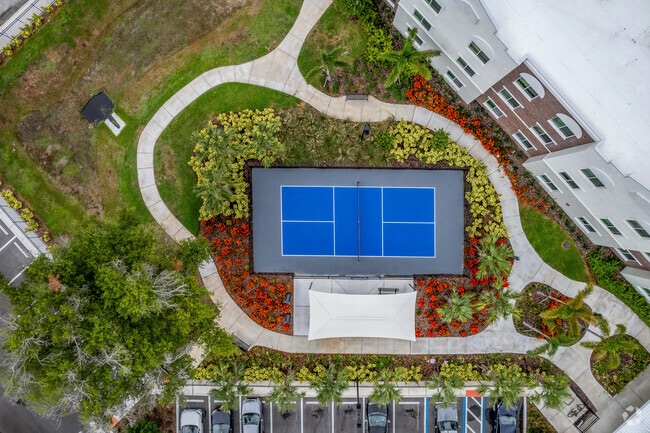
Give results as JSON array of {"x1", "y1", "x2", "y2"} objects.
[
  {"x1": 516, "y1": 77, "x2": 539, "y2": 99},
  {"x1": 425, "y1": 0, "x2": 442, "y2": 13},
  {"x1": 581, "y1": 168, "x2": 605, "y2": 188},
  {"x1": 618, "y1": 248, "x2": 637, "y2": 262},
  {"x1": 484, "y1": 98, "x2": 504, "y2": 118},
  {"x1": 550, "y1": 116, "x2": 575, "y2": 138},
  {"x1": 627, "y1": 220, "x2": 650, "y2": 238},
  {"x1": 406, "y1": 25, "x2": 423, "y2": 46},
  {"x1": 446, "y1": 70, "x2": 464, "y2": 89},
  {"x1": 601, "y1": 218, "x2": 622, "y2": 236},
  {"x1": 539, "y1": 174, "x2": 558, "y2": 192},
  {"x1": 413, "y1": 9, "x2": 432, "y2": 31},
  {"x1": 468, "y1": 41, "x2": 489, "y2": 63},
  {"x1": 531, "y1": 124, "x2": 553, "y2": 144},
  {"x1": 559, "y1": 172, "x2": 580, "y2": 189},
  {"x1": 577, "y1": 217, "x2": 597, "y2": 233},
  {"x1": 499, "y1": 88, "x2": 520, "y2": 109},
  {"x1": 513, "y1": 131, "x2": 534, "y2": 150},
  {"x1": 456, "y1": 57, "x2": 475, "y2": 77}
]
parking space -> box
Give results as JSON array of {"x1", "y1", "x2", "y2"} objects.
[
  {"x1": 179, "y1": 395, "x2": 209, "y2": 433},
  {"x1": 394, "y1": 400, "x2": 423, "y2": 433},
  {"x1": 0, "y1": 218, "x2": 34, "y2": 285},
  {"x1": 178, "y1": 395, "x2": 526, "y2": 433}
]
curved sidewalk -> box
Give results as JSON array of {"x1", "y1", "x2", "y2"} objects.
[{"x1": 136, "y1": 0, "x2": 650, "y2": 431}]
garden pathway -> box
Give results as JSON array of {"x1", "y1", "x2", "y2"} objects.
[{"x1": 135, "y1": 0, "x2": 650, "y2": 431}]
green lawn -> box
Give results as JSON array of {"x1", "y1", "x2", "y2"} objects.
[
  {"x1": 0, "y1": 0, "x2": 301, "y2": 235},
  {"x1": 519, "y1": 203, "x2": 589, "y2": 282},
  {"x1": 154, "y1": 84, "x2": 300, "y2": 234},
  {"x1": 297, "y1": 5, "x2": 367, "y2": 88}
]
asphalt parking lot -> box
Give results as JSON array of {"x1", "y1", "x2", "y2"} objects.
[{"x1": 178, "y1": 395, "x2": 526, "y2": 433}]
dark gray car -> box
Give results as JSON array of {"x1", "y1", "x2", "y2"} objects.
[
  {"x1": 366, "y1": 403, "x2": 389, "y2": 433},
  {"x1": 495, "y1": 401, "x2": 517, "y2": 433},
  {"x1": 212, "y1": 407, "x2": 232, "y2": 433}
]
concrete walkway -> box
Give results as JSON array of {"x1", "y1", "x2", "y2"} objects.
[{"x1": 136, "y1": 0, "x2": 650, "y2": 431}]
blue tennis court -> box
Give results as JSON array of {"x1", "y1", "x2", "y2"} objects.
[{"x1": 281, "y1": 186, "x2": 435, "y2": 257}]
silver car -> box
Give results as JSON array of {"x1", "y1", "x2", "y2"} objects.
[
  {"x1": 241, "y1": 398, "x2": 264, "y2": 433},
  {"x1": 180, "y1": 408, "x2": 204, "y2": 433},
  {"x1": 435, "y1": 403, "x2": 458, "y2": 433}
]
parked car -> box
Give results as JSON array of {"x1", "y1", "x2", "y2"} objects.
[
  {"x1": 366, "y1": 402, "x2": 390, "y2": 433},
  {"x1": 241, "y1": 398, "x2": 264, "y2": 433},
  {"x1": 180, "y1": 408, "x2": 204, "y2": 433},
  {"x1": 211, "y1": 407, "x2": 232, "y2": 433},
  {"x1": 435, "y1": 403, "x2": 459, "y2": 433},
  {"x1": 495, "y1": 401, "x2": 517, "y2": 433}
]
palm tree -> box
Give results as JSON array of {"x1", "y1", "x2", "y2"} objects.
[
  {"x1": 526, "y1": 332, "x2": 576, "y2": 357},
  {"x1": 378, "y1": 28, "x2": 440, "y2": 87},
  {"x1": 305, "y1": 47, "x2": 350, "y2": 87},
  {"x1": 210, "y1": 361, "x2": 252, "y2": 412},
  {"x1": 309, "y1": 364, "x2": 349, "y2": 405},
  {"x1": 541, "y1": 284, "x2": 596, "y2": 338},
  {"x1": 427, "y1": 374, "x2": 464, "y2": 408},
  {"x1": 580, "y1": 324, "x2": 637, "y2": 370},
  {"x1": 476, "y1": 289, "x2": 521, "y2": 324},
  {"x1": 478, "y1": 365, "x2": 533, "y2": 410},
  {"x1": 369, "y1": 369, "x2": 402, "y2": 406},
  {"x1": 475, "y1": 234, "x2": 514, "y2": 289},
  {"x1": 437, "y1": 288, "x2": 475, "y2": 324},
  {"x1": 532, "y1": 374, "x2": 571, "y2": 410},
  {"x1": 267, "y1": 372, "x2": 305, "y2": 416}
]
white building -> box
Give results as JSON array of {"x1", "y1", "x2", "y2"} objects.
[{"x1": 388, "y1": 0, "x2": 650, "y2": 299}]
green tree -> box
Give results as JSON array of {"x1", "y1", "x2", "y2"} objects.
[
  {"x1": 127, "y1": 420, "x2": 162, "y2": 433},
  {"x1": 378, "y1": 28, "x2": 440, "y2": 87},
  {"x1": 368, "y1": 369, "x2": 402, "y2": 406},
  {"x1": 309, "y1": 364, "x2": 349, "y2": 405},
  {"x1": 478, "y1": 365, "x2": 533, "y2": 410},
  {"x1": 580, "y1": 324, "x2": 637, "y2": 370},
  {"x1": 427, "y1": 374, "x2": 464, "y2": 408},
  {"x1": 476, "y1": 289, "x2": 521, "y2": 324},
  {"x1": 210, "y1": 362, "x2": 252, "y2": 413},
  {"x1": 0, "y1": 214, "x2": 236, "y2": 423},
  {"x1": 475, "y1": 234, "x2": 514, "y2": 289},
  {"x1": 532, "y1": 374, "x2": 571, "y2": 410},
  {"x1": 267, "y1": 372, "x2": 305, "y2": 416},
  {"x1": 305, "y1": 47, "x2": 350, "y2": 87},
  {"x1": 526, "y1": 333, "x2": 576, "y2": 357},
  {"x1": 541, "y1": 284, "x2": 597, "y2": 338},
  {"x1": 437, "y1": 288, "x2": 476, "y2": 324}
]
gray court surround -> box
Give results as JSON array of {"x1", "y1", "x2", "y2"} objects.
[{"x1": 252, "y1": 168, "x2": 464, "y2": 276}]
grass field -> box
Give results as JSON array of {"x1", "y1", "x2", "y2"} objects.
[
  {"x1": 520, "y1": 203, "x2": 589, "y2": 282},
  {"x1": 0, "y1": 0, "x2": 300, "y2": 235}
]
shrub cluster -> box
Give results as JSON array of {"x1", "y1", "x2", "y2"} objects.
[
  {"x1": 388, "y1": 120, "x2": 506, "y2": 237},
  {"x1": 189, "y1": 108, "x2": 284, "y2": 220},
  {"x1": 0, "y1": 182, "x2": 50, "y2": 241}
]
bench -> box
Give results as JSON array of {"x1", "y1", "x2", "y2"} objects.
[
  {"x1": 346, "y1": 94, "x2": 369, "y2": 101},
  {"x1": 378, "y1": 287, "x2": 399, "y2": 295}
]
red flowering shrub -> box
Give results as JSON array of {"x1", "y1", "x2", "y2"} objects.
[{"x1": 201, "y1": 217, "x2": 293, "y2": 334}]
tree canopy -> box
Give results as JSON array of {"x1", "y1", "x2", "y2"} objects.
[{"x1": 0, "y1": 213, "x2": 237, "y2": 423}]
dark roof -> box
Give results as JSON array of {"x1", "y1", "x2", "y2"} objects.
[{"x1": 81, "y1": 92, "x2": 115, "y2": 125}]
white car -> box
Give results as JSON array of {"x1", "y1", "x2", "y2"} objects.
[
  {"x1": 180, "y1": 408, "x2": 204, "y2": 433},
  {"x1": 241, "y1": 398, "x2": 264, "y2": 433},
  {"x1": 435, "y1": 403, "x2": 458, "y2": 433}
]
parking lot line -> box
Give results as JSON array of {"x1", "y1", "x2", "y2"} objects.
[
  {"x1": 392, "y1": 401, "x2": 396, "y2": 433},
  {"x1": 300, "y1": 398, "x2": 304, "y2": 433},
  {"x1": 13, "y1": 242, "x2": 29, "y2": 258},
  {"x1": 0, "y1": 236, "x2": 16, "y2": 252},
  {"x1": 8, "y1": 268, "x2": 25, "y2": 285},
  {"x1": 398, "y1": 401, "x2": 421, "y2": 405},
  {"x1": 186, "y1": 399, "x2": 205, "y2": 403},
  {"x1": 0, "y1": 223, "x2": 8, "y2": 235},
  {"x1": 331, "y1": 400, "x2": 335, "y2": 433}
]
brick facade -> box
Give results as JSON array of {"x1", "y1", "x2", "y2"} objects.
[{"x1": 475, "y1": 62, "x2": 595, "y2": 157}]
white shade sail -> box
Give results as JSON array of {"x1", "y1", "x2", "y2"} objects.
[{"x1": 308, "y1": 291, "x2": 416, "y2": 341}]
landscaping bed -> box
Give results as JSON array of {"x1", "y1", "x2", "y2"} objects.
[
  {"x1": 514, "y1": 283, "x2": 586, "y2": 344},
  {"x1": 527, "y1": 401, "x2": 557, "y2": 433},
  {"x1": 590, "y1": 334, "x2": 649, "y2": 395}
]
